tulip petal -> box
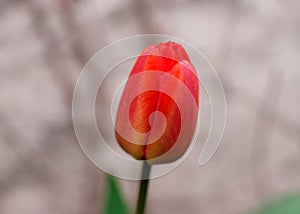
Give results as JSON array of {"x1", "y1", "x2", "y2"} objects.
[{"x1": 145, "y1": 61, "x2": 198, "y2": 163}]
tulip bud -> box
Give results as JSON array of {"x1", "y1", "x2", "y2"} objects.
[{"x1": 115, "y1": 41, "x2": 199, "y2": 164}]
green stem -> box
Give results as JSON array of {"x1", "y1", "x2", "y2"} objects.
[{"x1": 135, "y1": 161, "x2": 151, "y2": 214}]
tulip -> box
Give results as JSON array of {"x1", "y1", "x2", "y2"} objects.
[{"x1": 115, "y1": 41, "x2": 199, "y2": 164}]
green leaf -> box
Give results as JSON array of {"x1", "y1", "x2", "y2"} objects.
[
  {"x1": 250, "y1": 194, "x2": 300, "y2": 214},
  {"x1": 103, "y1": 175, "x2": 130, "y2": 214}
]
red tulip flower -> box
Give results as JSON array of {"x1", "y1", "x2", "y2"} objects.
[{"x1": 115, "y1": 41, "x2": 199, "y2": 164}]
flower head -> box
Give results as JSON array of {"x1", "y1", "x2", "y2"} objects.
[{"x1": 115, "y1": 41, "x2": 199, "y2": 164}]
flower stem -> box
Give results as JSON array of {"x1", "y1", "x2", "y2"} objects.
[{"x1": 135, "y1": 161, "x2": 151, "y2": 214}]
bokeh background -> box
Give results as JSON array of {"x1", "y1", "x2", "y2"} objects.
[{"x1": 1, "y1": 0, "x2": 300, "y2": 213}]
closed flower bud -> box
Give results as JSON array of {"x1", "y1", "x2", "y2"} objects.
[{"x1": 115, "y1": 41, "x2": 199, "y2": 164}]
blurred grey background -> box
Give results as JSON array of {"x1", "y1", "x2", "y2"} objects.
[{"x1": 1, "y1": 0, "x2": 300, "y2": 213}]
